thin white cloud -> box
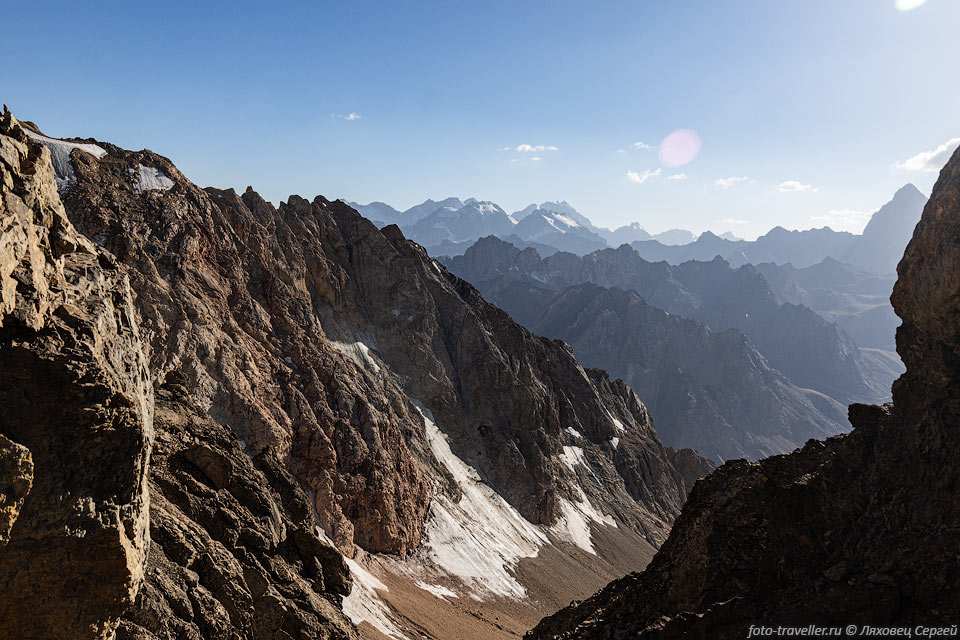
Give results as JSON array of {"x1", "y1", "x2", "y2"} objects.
[
  {"x1": 531, "y1": 156, "x2": 542, "y2": 162},
  {"x1": 715, "y1": 176, "x2": 750, "y2": 189},
  {"x1": 617, "y1": 141, "x2": 651, "y2": 153},
  {"x1": 777, "y1": 180, "x2": 816, "y2": 192},
  {"x1": 894, "y1": 137, "x2": 960, "y2": 172},
  {"x1": 516, "y1": 144, "x2": 559, "y2": 152},
  {"x1": 334, "y1": 112, "x2": 362, "y2": 120},
  {"x1": 895, "y1": 0, "x2": 927, "y2": 11},
  {"x1": 667, "y1": 173, "x2": 688, "y2": 180},
  {"x1": 627, "y1": 168, "x2": 662, "y2": 184},
  {"x1": 720, "y1": 218, "x2": 749, "y2": 225},
  {"x1": 810, "y1": 208, "x2": 873, "y2": 233}
]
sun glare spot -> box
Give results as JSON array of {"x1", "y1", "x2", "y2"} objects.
[
  {"x1": 658, "y1": 129, "x2": 702, "y2": 167},
  {"x1": 895, "y1": 0, "x2": 927, "y2": 11}
]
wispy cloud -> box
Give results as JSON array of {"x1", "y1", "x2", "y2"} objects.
[
  {"x1": 667, "y1": 173, "x2": 688, "y2": 180},
  {"x1": 627, "y1": 168, "x2": 662, "y2": 184},
  {"x1": 777, "y1": 180, "x2": 818, "y2": 193},
  {"x1": 531, "y1": 156, "x2": 542, "y2": 162},
  {"x1": 894, "y1": 137, "x2": 960, "y2": 172},
  {"x1": 720, "y1": 218, "x2": 749, "y2": 225},
  {"x1": 617, "y1": 141, "x2": 652, "y2": 153},
  {"x1": 334, "y1": 112, "x2": 362, "y2": 120},
  {"x1": 810, "y1": 208, "x2": 873, "y2": 233},
  {"x1": 516, "y1": 144, "x2": 559, "y2": 152},
  {"x1": 715, "y1": 176, "x2": 750, "y2": 189}
]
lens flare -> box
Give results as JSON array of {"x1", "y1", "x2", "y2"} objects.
[
  {"x1": 895, "y1": 0, "x2": 927, "y2": 10},
  {"x1": 658, "y1": 129, "x2": 701, "y2": 167}
]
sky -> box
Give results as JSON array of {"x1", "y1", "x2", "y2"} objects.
[{"x1": 7, "y1": 0, "x2": 959, "y2": 238}]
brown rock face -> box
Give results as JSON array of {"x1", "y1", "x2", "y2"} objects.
[
  {"x1": 57, "y1": 135, "x2": 704, "y2": 559},
  {"x1": 2, "y1": 109, "x2": 358, "y2": 640},
  {"x1": 0, "y1": 109, "x2": 154, "y2": 639},
  {"x1": 10, "y1": 108, "x2": 711, "y2": 638},
  {"x1": 528, "y1": 147, "x2": 960, "y2": 638},
  {"x1": 62, "y1": 151, "x2": 431, "y2": 555},
  {"x1": 0, "y1": 434, "x2": 32, "y2": 545},
  {"x1": 116, "y1": 373, "x2": 357, "y2": 640}
]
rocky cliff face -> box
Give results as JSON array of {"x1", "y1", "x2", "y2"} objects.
[
  {"x1": 0, "y1": 109, "x2": 153, "y2": 639},
  {"x1": 3, "y1": 109, "x2": 360, "y2": 639},
  {"x1": 117, "y1": 372, "x2": 356, "y2": 640},
  {"x1": 7, "y1": 110, "x2": 709, "y2": 638},
  {"x1": 57, "y1": 140, "x2": 699, "y2": 558},
  {"x1": 527, "y1": 146, "x2": 960, "y2": 638}
]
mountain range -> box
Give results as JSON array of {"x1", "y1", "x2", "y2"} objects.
[
  {"x1": 530, "y1": 130, "x2": 960, "y2": 640},
  {"x1": 350, "y1": 184, "x2": 926, "y2": 279},
  {"x1": 2, "y1": 103, "x2": 953, "y2": 640},
  {"x1": 441, "y1": 236, "x2": 899, "y2": 462},
  {"x1": 0, "y1": 108, "x2": 711, "y2": 640}
]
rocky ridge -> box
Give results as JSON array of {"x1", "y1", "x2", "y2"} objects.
[
  {"x1": 2, "y1": 108, "x2": 360, "y2": 639},
  {"x1": 5, "y1": 110, "x2": 709, "y2": 638},
  {"x1": 527, "y1": 144, "x2": 960, "y2": 638},
  {"x1": 0, "y1": 108, "x2": 154, "y2": 639}
]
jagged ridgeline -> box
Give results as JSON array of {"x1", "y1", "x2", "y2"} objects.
[
  {"x1": 528, "y1": 144, "x2": 960, "y2": 637},
  {"x1": 0, "y1": 108, "x2": 710, "y2": 639}
]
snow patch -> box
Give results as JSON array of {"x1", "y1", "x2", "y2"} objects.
[
  {"x1": 131, "y1": 164, "x2": 174, "y2": 193},
  {"x1": 564, "y1": 427, "x2": 584, "y2": 439},
  {"x1": 609, "y1": 414, "x2": 626, "y2": 432},
  {"x1": 558, "y1": 445, "x2": 588, "y2": 473},
  {"x1": 610, "y1": 436, "x2": 620, "y2": 449},
  {"x1": 550, "y1": 487, "x2": 618, "y2": 555},
  {"x1": 342, "y1": 557, "x2": 407, "y2": 640},
  {"x1": 24, "y1": 130, "x2": 106, "y2": 190},
  {"x1": 552, "y1": 213, "x2": 580, "y2": 228},
  {"x1": 414, "y1": 402, "x2": 547, "y2": 599},
  {"x1": 415, "y1": 581, "x2": 458, "y2": 600},
  {"x1": 330, "y1": 340, "x2": 381, "y2": 374},
  {"x1": 558, "y1": 445, "x2": 602, "y2": 486}
]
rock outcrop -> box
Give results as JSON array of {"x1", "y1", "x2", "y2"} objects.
[
  {"x1": 116, "y1": 373, "x2": 357, "y2": 640},
  {"x1": 0, "y1": 434, "x2": 32, "y2": 545},
  {"x1": 527, "y1": 146, "x2": 960, "y2": 638},
  {"x1": 0, "y1": 109, "x2": 153, "y2": 639},
  {"x1": 9, "y1": 110, "x2": 710, "y2": 638},
  {"x1": 54, "y1": 128, "x2": 702, "y2": 560},
  {"x1": 2, "y1": 108, "x2": 359, "y2": 640}
]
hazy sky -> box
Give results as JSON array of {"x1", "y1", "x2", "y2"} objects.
[{"x1": 8, "y1": 0, "x2": 959, "y2": 238}]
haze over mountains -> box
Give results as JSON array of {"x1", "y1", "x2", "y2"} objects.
[
  {"x1": 530, "y1": 139, "x2": 960, "y2": 640},
  {"x1": 348, "y1": 186, "x2": 922, "y2": 465},
  {"x1": 350, "y1": 183, "x2": 926, "y2": 277},
  {"x1": 442, "y1": 237, "x2": 896, "y2": 462}
]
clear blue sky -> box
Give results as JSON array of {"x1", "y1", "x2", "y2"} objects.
[{"x1": 7, "y1": 0, "x2": 959, "y2": 238}]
